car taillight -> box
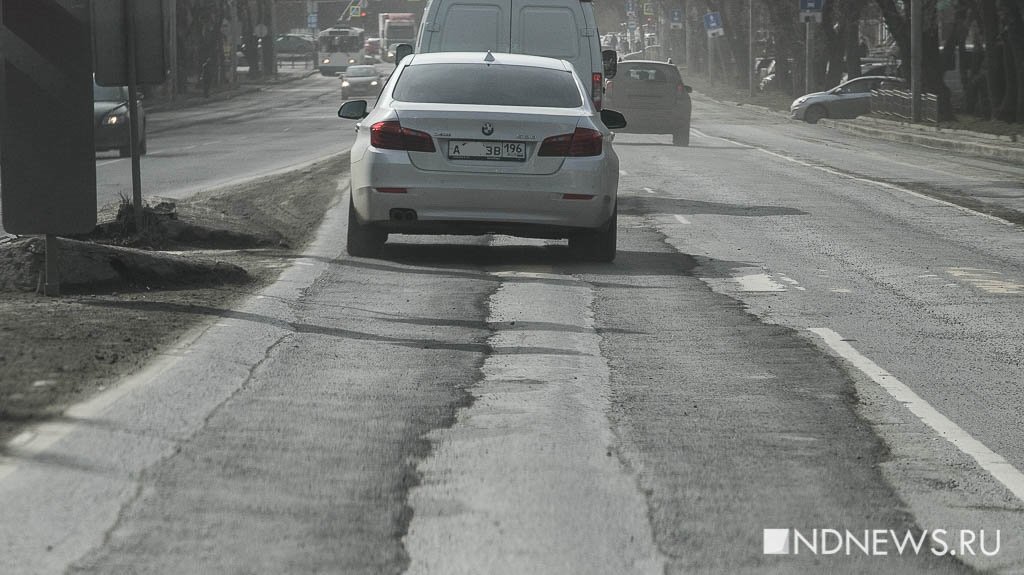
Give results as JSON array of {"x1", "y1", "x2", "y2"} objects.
[
  {"x1": 538, "y1": 127, "x2": 602, "y2": 157},
  {"x1": 370, "y1": 121, "x2": 436, "y2": 152},
  {"x1": 677, "y1": 83, "x2": 686, "y2": 96},
  {"x1": 592, "y1": 72, "x2": 603, "y2": 110}
]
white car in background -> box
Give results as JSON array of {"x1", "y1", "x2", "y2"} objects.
[{"x1": 337, "y1": 51, "x2": 626, "y2": 261}]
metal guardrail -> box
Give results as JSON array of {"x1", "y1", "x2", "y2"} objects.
[{"x1": 871, "y1": 89, "x2": 938, "y2": 123}]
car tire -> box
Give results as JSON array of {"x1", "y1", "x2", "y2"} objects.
[
  {"x1": 346, "y1": 195, "x2": 386, "y2": 257},
  {"x1": 804, "y1": 105, "x2": 827, "y2": 124},
  {"x1": 569, "y1": 205, "x2": 617, "y2": 262},
  {"x1": 672, "y1": 127, "x2": 690, "y2": 147}
]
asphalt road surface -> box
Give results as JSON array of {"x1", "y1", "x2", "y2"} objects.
[{"x1": 3, "y1": 77, "x2": 1024, "y2": 573}]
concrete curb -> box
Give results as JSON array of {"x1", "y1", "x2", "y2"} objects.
[{"x1": 820, "y1": 118, "x2": 1024, "y2": 164}]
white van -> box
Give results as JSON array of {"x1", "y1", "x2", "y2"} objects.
[{"x1": 414, "y1": 0, "x2": 614, "y2": 108}]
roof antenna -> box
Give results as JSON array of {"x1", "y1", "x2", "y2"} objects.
[{"x1": 484, "y1": 50, "x2": 495, "y2": 63}]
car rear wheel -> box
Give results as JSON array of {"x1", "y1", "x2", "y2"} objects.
[
  {"x1": 672, "y1": 126, "x2": 690, "y2": 147},
  {"x1": 346, "y1": 195, "x2": 386, "y2": 257},
  {"x1": 569, "y1": 205, "x2": 616, "y2": 262},
  {"x1": 804, "y1": 105, "x2": 827, "y2": 124}
]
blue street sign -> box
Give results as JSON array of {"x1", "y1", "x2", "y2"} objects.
[
  {"x1": 670, "y1": 8, "x2": 682, "y2": 23},
  {"x1": 703, "y1": 12, "x2": 722, "y2": 31},
  {"x1": 800, "y1": 0, "x2": 825, "y2": 10}
]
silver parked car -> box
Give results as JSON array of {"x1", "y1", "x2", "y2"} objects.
[{"x1": 791, "y1": 75, "x2": 906, "y2": 124}]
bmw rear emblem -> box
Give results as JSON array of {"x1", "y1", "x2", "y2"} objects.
[{"x1": 481, "y1": 123, "x2": 494, "y2": 136}]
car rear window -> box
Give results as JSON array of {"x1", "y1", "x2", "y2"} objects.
[
  {"x1": 392, "y1": 63, "x2": 583, "y2": 108},
  {"x1": 619, "y1": 64, "x2": 681, "y2": 84}
]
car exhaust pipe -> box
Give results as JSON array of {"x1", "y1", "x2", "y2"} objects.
[{"x1": 389, "y1": 208, "x2": 417, "y2": 221}]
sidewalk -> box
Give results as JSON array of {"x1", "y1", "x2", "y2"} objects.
[{"x1": 146, "y1": 66, "x2": 321, "y2": 114}]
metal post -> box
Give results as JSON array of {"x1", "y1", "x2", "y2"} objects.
[
  {"x1": 707, "y1": 33, "x2": 714, "y2": 83},
  {"x1": 805, "y1": 21, "x2": 813, "y2": 93},
  {"x1": 44, "y1": 234, "x2": 60, "y2": 297},
  {"x1": 125, "y1": 0, "x2": 144, "y2": 232},
  {"x1": 167, "y1": 0, "x2": 177, "y2": 100},
  {"x1": 748, "y1": 0, "x2": 754, "y2": 97},
  {"x1": 230, "y1": 0, "x2": 240, "y2": 86},
  {"x1": 911, "y1": 0, "x2": 922, "y2": 122}
]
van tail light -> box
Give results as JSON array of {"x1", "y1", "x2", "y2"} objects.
[
  {"x1": 592, "y1": 72, "x2": 603, "y2": 110},
  {"x1": 370, "y1": 121, "x2": 436, "y2": 152},
  {"x1": 538, "y1": 127, "x2": 603, "y2": 157},
  {"x1": 676, "y1": 83, "x2": 686, "y2": 96}
]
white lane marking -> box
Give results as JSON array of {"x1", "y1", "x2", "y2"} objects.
[
  {"x1": 946, "y1": 267, "x2": 1023, "y2": 294},
  {"x1": 673, "y1": 215, "x2": 691, "y2": 225},
  {"x1": 830, "y1": 288, "x2": 852, "y2": 293},
  {"x1": 96, "y1": 159, "x2": 123, "y2": 167},
  {"x1": 691, "y1": 129, "x2": 1017, "y2": 228},
  {"x1": 810, "y1": 328, "x2": 1024, "y2": 502},
  {"x1": 619, "y1": 169, "x2": 628, "y2": 176},
  {"x1": 777, "y1": 274, "x2": 807, "y2": 291},
  {"x1": 643, "y1": 187, "x2": 655, "y2": 194},
  {"x1": 734, "y1": 273, "x2": 787, "y2": 292}
]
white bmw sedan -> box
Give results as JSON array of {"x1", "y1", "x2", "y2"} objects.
[{"x1": 337, "y1": 52, "x2": 627, "y2": 261}]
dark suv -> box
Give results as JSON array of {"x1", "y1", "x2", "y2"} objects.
[{"x1": 603, "y1": 60, "x2": 693, "y2": 146}]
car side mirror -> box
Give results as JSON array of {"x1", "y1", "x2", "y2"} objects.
[
  {"x1": 394, "y1": 44, "x2": 414, "y2": 65},
  {"x1": 602, "y1": 49, "x2": 617, "y2": 79},
  {"x1": 600, "y1": 109, "x2": 627, "y2": 130},
  {"x1": 685, "y1": 85, "x2": 693, "y2": 94},
  {"x1": 338, "y1": 100, "x2": 368, "y2": 119}
]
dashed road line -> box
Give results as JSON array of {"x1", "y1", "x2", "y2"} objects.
[
  {"x1": 810, "y1": 327, "x2": 1024, "y2": 503},
  {"x1": 946, "y1": 267, "x2": 1023, "y2": 294},
  {"x1": 643, "y1": 187, "x2": 655, "y2": 194},
  {"x1": 673, "y1": 215, "x2": 691, "y2": 224}
]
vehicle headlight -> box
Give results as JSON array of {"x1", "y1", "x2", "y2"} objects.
[
  {"x1": 387, "y1": 51, "x2": 394, "y2": 58},
  {"x1": 103, "y1": 112, "x2": 127, "y2": 126},
  {"x1": 322, "y1": 58, "x2": 331, "y2": 64},
  {"x1": 341, "y1": 80, "x2": 350, "y2": 87},
  {"x1": 348, "y1": 58, "x2": 356, "y2": 64},
  {"x1": 370, "y1": 80, "x2": 378, "y2": 86}
]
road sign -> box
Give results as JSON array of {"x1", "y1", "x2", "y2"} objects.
[
  {"x1": 800, "y1": 0, "x2": 825, "y2": 22},
  {"x1": 703, "y1": 12, "x2": 721, "y2": 30},
  {"x1": 308, "y1": 13, "x2": 318, "y2": 29},
  {"x1": 350, "y1": 5, "x2": 360, "y2": 17},
  {"x1": 92, "y1": 0, "x2": 167, "y2": 86},
  {"x1": 0, "y1": 0, "x2": 96, "y2": 236},
  {"x1": 670, "y1": 8, "x2": 683, "y2": 30},
  {"x1": 703, "y1": 11, "x2": 724, "y2": 38},
  {"x1": 643, "y1": 3, "x2": 654, "y2": 16}
]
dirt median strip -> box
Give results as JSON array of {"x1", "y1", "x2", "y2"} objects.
[{"x1": 0, "y1": 153, "x2": 349, "y2": 444}]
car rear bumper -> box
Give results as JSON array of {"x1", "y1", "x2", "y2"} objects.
[
  {"x1": 609, "y1": 107, "x2": 691, "y2": 134},
  {"x1": 351, "y1": 148, "x2": 617, "y2": 236}
]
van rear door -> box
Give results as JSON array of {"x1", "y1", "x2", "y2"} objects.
[
  {"x1": 511, "y1": 0, "x2": 591, "y2": 77},
  {"x1": 424, "y1": 0, "x2": 511, "y2": 52}
]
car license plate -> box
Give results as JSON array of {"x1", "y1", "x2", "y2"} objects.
[{"x1": 448, "y1": 140, "x2": 526, "y2": 161}]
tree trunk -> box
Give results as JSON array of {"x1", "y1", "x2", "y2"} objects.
[
  {"x1": 997, "y1": 0, "x2": 1024, "y2": 121},
  {"x1": 979, "y1": 0, "x2": 1007, "y2": 120}
]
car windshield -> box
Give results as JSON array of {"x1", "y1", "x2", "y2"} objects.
[
  {"x1": 320, "y1": 34, "x2": 361, "y2": 52},
  {"x1": 345, "y1": 67, "x2": 377, "y2": 77},
  {"x1": 93, "y1": 83, "x2": 125, "y2": 102},
  {"x1": 392, "y1": 63, "x2": 582, "y2": 108}
]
